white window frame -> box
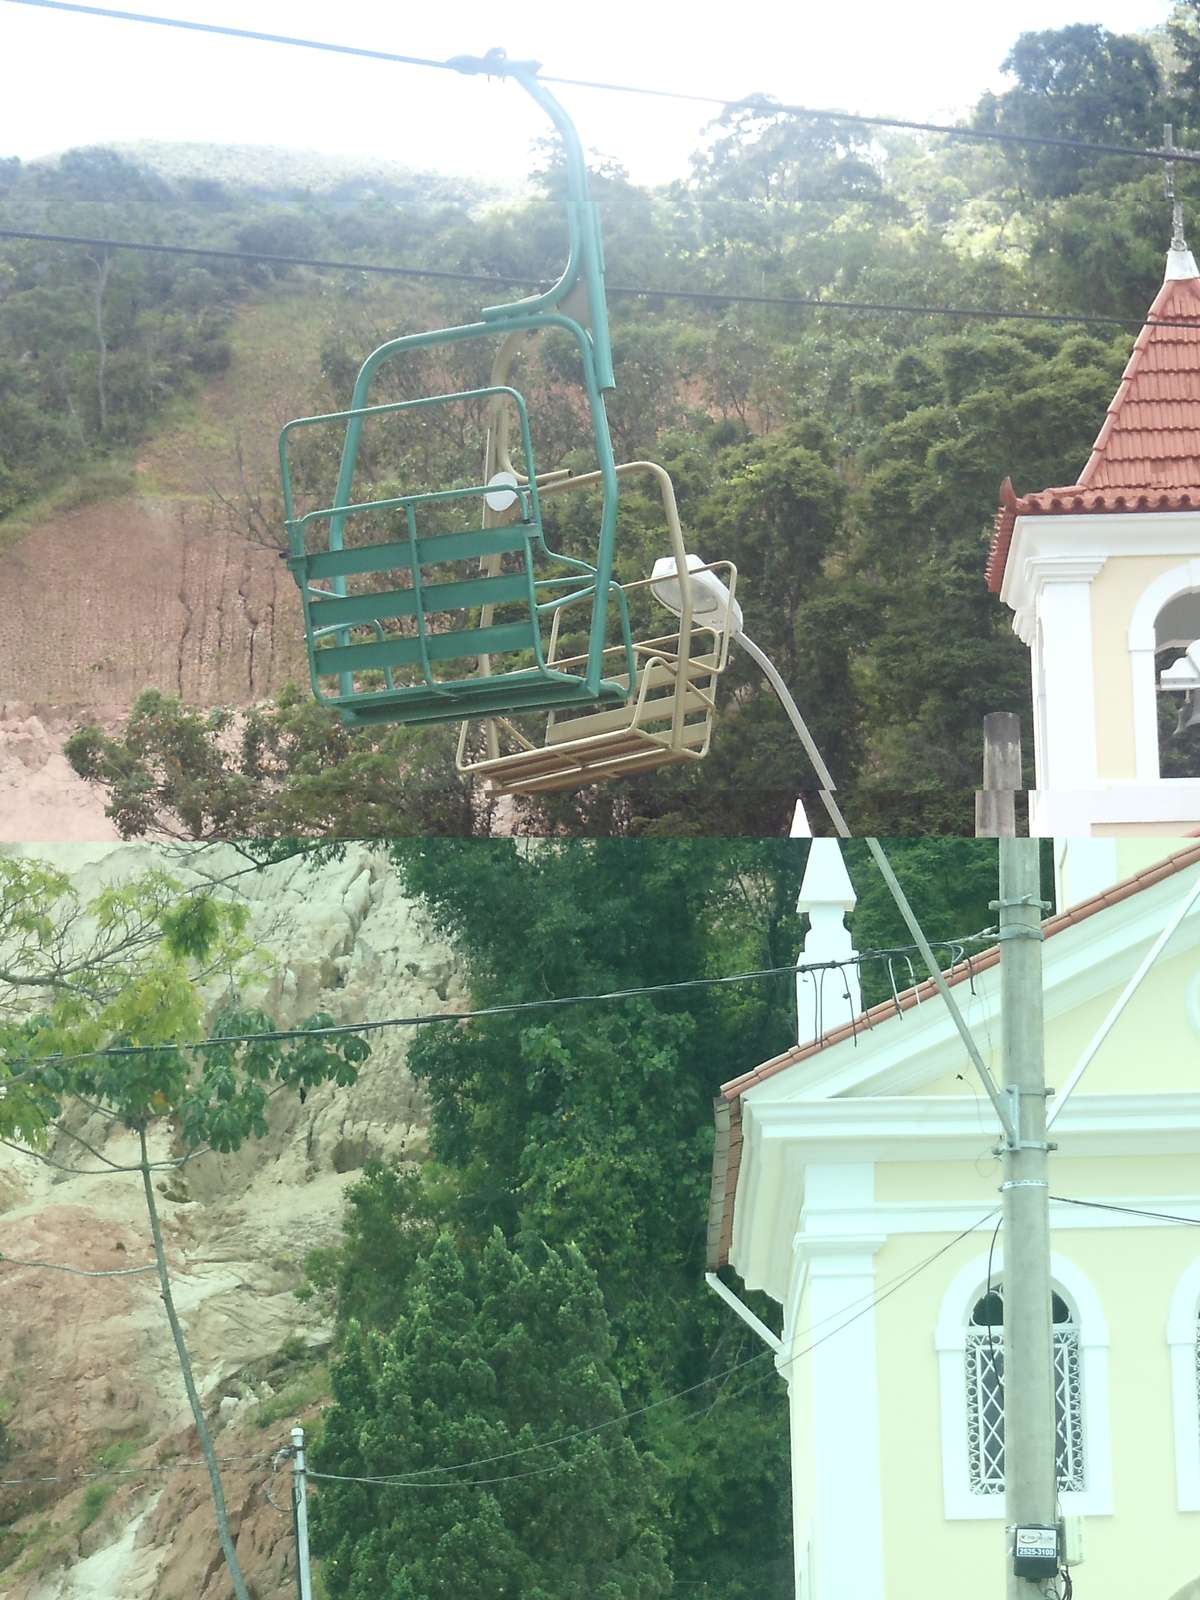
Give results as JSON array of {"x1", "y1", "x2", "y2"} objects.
[
  {"x1": 1167, "y1": 1257, "x2": 1200, "y2": 1510},
  {"x1": 934, "y1": 1249, "x2": 1112, "y2": 1520}
]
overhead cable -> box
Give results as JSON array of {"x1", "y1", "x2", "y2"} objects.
[
  {"x1": 5, "y1": 0, "x2": 1197, "y2": 169},
  {"x1": 1050, "y1": 1195, "x2": 1200, "y2": 1227},
  {"x1": 1, "y1": 226, "x2": 1197, "y2": 334},
  {"x1": 4, "y1": 935, "x2": 997, "y2": 1074},
  {"x1": 0, "y1": 1453, "x2": 273, "y2": 1486},
  {"x1": 0, "y1": 1250, "x2": 156, "y2": 1276}
]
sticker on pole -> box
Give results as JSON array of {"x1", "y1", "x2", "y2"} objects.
[{"x1": 1013, "y1": 1524, "x2": 1059, "y2": 1579}]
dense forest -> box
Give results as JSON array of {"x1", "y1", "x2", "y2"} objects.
[
  {"x1": 8, "y1": 15, "x2": 1200, "y2": 831},
  {"x1": 300, "y1": 834, "x2": 1002, "y2": 1600}
]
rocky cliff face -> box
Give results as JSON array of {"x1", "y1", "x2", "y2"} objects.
[{"x1": 0, "y1": 843, "x2": 460, "y2": 1598}]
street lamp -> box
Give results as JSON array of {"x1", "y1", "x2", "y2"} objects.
[{"x1": 649, "y1": 552, "x2": 846, "y2": 832}]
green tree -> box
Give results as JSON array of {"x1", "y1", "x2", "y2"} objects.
[
  {"x1": 974, "y1": 24, "x2": 1170, "y2": 197},
  {"x1": 313, "y1": 1230, "x2": 671, "y2": 1600},
  {"x1": 66, "y1": 688, "x2": 490, "y2": 839},
  {"x1": 381, "y1": 839, "x2": 806, "y2": 1593},
  {"x1": 0, "y1": 854, "x2": 370, "y2": 1600}
]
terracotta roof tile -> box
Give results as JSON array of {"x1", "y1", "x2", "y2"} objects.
[
  {"x1": 986, "y1": 272, "x2": 1200, "y2": 593},
  {"x1": 709, "y1": 842, "x2": 1200, "y2": 1268}
]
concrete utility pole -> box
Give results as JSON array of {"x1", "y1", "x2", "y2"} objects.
[
  {"x1": 291, "y1": 1424, "x2": 315, "y2": 1600},
  {"x1": 976, "y1": 711, "x2": 1022, "y2": 838},
  {"x1": 997, "y1": 836, "x2": 1059, "y2": 1596}
]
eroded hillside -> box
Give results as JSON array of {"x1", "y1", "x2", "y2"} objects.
[{"x1": 0, "y1": 842, "x2": 460, "y2": 1598}]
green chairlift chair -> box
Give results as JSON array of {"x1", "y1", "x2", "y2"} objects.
[{"x1": 279, "y1": 50, "x2": 638, "y2": 729}]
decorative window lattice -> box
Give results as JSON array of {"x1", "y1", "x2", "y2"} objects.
[{"x1": 965, "y1": 1311, "x2": 1085, "y2": 1494}]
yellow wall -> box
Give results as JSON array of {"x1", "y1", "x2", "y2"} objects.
[
  {"x1": 878, "y1": 1153, "x2": 1200, "y2": 1207},
  {"x1": 873, "y1": 1210, "x2": 1200, "y2": 1598},
  {"x1": 912, "y1": 917, "x2": 1198, "y2": 1101}
]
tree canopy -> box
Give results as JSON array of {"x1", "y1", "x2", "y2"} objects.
[
  {"x1": 314, "y1": 1231, "x2": 671, "y2": 1600},
  {"x1": 304, "y1": 837, "x2": 1000, "y2": 1595}
]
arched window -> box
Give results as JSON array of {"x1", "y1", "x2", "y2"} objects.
[
  {"x1": 936, "y1": 1250, "x2": 1111, "y2": 1520},
  {"x1": 964, "y1": 1287, "x2": 1085, "y2": 1494},
  {"x1": 1154, "y1": 592, "x2": 1200, "y2": 779},
  {"x1": 1127, "y1": 559, "x2": 1200, "y2": 781}
]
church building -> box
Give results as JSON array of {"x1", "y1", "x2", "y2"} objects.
[
  {"x1": 988, "y1": 236, "x2": 1200, "y2": 836},
  {"x1": 708, "y1": 834, "x2": 1200, "y2": 1599}
]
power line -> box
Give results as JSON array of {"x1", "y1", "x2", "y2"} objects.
[
  {"x1": 1051, "y1": 1195, "x2": 1200, "y2": 1227},
  {"x1": 307, "y1": 1210, "x2": 995, "y2": 1489},
  {"x1": 0, "y1": 1454, "x2": 273, "y2": 1487},
  {"x1": 6, "y1": 0, "x2": 1197, "y2": 171},
  {"x1": 1, "y1": 224, "x2": 1196, "y2": 334},
  {"x1": 0, "y1": 226, "x2": 532, "y2": 287},
  {"x1": 0, "y1": 1250, "x2": 155, "y2": 1276},
  {"x1": 3, "y1": 0, "x2": 451, "y2": 70},
  {"x1": 4, "y1": 936, "x2": 996, "y2": 1075}
]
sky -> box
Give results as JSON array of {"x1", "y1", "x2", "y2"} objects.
[{"x1": 0, "y1": 0, "x2": 1180, "y2": 186}]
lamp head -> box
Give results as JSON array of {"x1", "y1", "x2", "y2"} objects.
[{"x1": 649, "y1": 554, "x2": 743, "y2": 635}]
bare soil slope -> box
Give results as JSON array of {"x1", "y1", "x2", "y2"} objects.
[
  {"x1": 1, "y1": 291, "x2": 333, "y2": 836},
  {"x1": 2, "y1": 497, "x2": 302, "y2": 710}
]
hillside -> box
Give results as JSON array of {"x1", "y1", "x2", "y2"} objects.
[
  {"x1": 0, "y1": 842, "x2": 459, "y2": 1599},
  {"x1": 110, "y1": 140, "x2": 506, "y2": 204},
  {"x1": 4, "y1": 18, "x2": 1200, "y2": 835}
]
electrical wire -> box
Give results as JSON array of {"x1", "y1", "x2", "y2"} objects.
[
  {"x1": 6, "y1": 0, "x2": 1197, "y2": 170},
  {"x1": 2, "y1": 0, "x2": 451, "y2": 70},
  {"x1": 0, "y1": 1453, "x2": 273, "y2": 1486},
  {"x1": 1, "y1": 226, "x2": 1198, "y2": 335},
  {"x1": 306, "y1": 1209, "x2": 996, "y2": 1489},
  {"x1": 1050, "y1": 1195, "x2": 1200, "y2": 1226},
  {"x1": 3, "y1": 935, "x2": 997, "y2": 1075},
  {"x1": 0, "y1": 1250, "x2": 155, "y2": 1276}
]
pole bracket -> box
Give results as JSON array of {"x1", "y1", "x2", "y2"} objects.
[
  {"x1": 989, "y1": 894, "x2": 1052, "y2": 912},
  {"x1": 992, "y1": 925, "x2": 1044, "y2": 942},
  {"x1": 996, "y1": 1086, "x2": 1057, "y2": 1152}
]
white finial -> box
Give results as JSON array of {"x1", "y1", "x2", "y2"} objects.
[
  {"x1": 794, "y1": 838, "x2": 861, "y2": 1047},
  {"x1": 797, "y1": 837, "x2": 857, "y2": 914},
  {"x1": 1163, "y1": 124, "x2": 1198, "y2": 279},
  {"x1": 789, "y1": 797, "x2": 812, "y2": 838}
]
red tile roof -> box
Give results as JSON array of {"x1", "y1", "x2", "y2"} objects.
[
  {"x1": 708, "y1": 841, "x2": 1200, "y2": 1269},
  {"x1": 986, "y1": 271, "x2": 1200, "y2": 594}
]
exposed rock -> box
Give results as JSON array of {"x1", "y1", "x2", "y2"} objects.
[{"x1": 0, "y1": 843, "x2": 459, "y2": 1597}]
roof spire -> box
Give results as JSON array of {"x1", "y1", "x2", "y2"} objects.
[
  {"x1": 1164, "y1": 124, "x2": 1199, "y2": 279},
  {"x1": 793, "y1": 838, "x2": 861, "y2": 1048}
]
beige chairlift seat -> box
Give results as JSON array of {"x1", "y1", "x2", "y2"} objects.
[{"x1": 454, "y1": 335, "x2": 737, "y2": 796}]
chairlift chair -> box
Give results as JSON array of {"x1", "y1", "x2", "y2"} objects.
[
  {"x1": 279, "y1": 51, "x2": 637, "y2": 729},
  {"x1": 455, "y1": 407, "x2": 738, "y2": 795}
]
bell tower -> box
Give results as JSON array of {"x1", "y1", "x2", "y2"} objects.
[{"x1": 988, "y1": 221, "x2": 1200, "y2": 836}]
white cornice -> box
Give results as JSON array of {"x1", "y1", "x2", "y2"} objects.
[
  {"x1": 1029, "y1": 782, "x2": 1200, "y2": 832},
  {"x1": 747, "y1": 1092, "x2": 1200, "y2": 1163},
  {"x1": 1024, "y1": 556, "x2": 1107, "y2": 584},
  {"x1": 1001, "y1": 512, "x2": 1200, "y2": 621},
  {"x1": 803, "y1": 1194, "x2": 1200, "y2": 1240},
  {"x1": 730, "y1": 1093, "x2": 1200, "y2": 1294}
]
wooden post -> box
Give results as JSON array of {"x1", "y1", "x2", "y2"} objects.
[{"x1": 976, "y1": 712, "x2": 1022, "y2": 837}]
